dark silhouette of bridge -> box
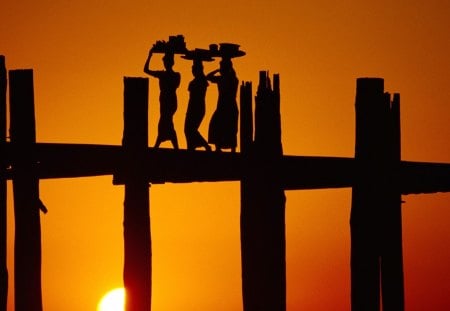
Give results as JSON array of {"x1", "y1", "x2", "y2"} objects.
[{"x1": 1, "y1": 55, "x2": 450, "y2": 310}]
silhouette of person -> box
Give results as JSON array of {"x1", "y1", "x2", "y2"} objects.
[
  {"x1": 144, "y1": 47, "x2": 181, "y2": 149},
  {"x1": 207, "y1": 57, "x2": 239, "y2": 152},
  {"x1": 182, "y1": 50, "x2": 214, "y2": 151}
]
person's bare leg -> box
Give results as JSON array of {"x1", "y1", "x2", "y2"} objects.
[
  {"x1": 171, "y1": 136, "x2": 179, "y2": 150},
  {"x1": 154, "y1": 137, "x2": 162, "y2": 148}
]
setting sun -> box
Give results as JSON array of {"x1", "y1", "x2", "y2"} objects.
[{"x1": 97, "y1": 288, "x2": 125, "y2": 311}]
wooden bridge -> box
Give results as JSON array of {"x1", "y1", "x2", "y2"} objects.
[{"x1": 1, "y1": 55, "x2": 450, "y2": 310}]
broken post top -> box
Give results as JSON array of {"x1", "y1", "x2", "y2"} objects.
[
  {"x1": 356, "y1": 77, "x2": 384, "y2": 94},
  {"x1": 355, "y1": 77, "x2": 401, "y2": 163},
  {"x1": 0, "y1": 55, "x2": 5, "y2": 68},
  {"x1": 9, "y1": 70, "x2": 36, "y2": 145}
]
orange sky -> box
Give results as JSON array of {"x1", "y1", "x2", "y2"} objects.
[{"x1": 1, "y1": 0, "x2": 450, "y2": 310}]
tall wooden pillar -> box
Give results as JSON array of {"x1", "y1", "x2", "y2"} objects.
[
  {"x1": 240, "y1": 81, "x2": 252, "y2": 155},
  {"x1": 0, "y1": 55, "x2": 8, "y2": 311},
  {"x1": 351, "y1": 78, "x2": 404, "y2": 311},
  {"x1": 9, "y1": 70, "x2": 43, "y2": 311},
  {"x1": 240, "y1": 72, "x2": 286, "y2": 311},
  {"x1": 380, "y1": 93, "x2": 404, "y2": 310},
  {"x1": 121, "y1": 77, "x2": 151, "y2": 311}
]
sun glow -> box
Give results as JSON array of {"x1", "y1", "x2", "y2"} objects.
[{"x1": 97, "y1": 288, "x2": 125, "y2": 311}]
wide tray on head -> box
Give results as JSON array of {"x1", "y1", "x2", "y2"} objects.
[
  {"x1": 209, "y1": 43, "x2": 246, "y2": 58},
  {"x1": 182, "y1": 48, "x2": 215, "y2": 61}
]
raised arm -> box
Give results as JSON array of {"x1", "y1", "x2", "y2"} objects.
[
  {"x1": 143, "y1": 47, "x2": 159, "y2": 77},
  {"x1": 206, "y1": 69, "x2": 220, "y2": 83}
]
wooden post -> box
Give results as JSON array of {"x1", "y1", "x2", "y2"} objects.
[
  {"x1": 9, "y1": 69, "x2": 43, "y2": 311},
  {"x1": 351, "y1": 78, "x2": 384, "y2": 311},
  {"x1": 0, "y1": 55, "x2": 7, "y2": 311},
  {"x1": 380, "y1": 93, "x2": 404, "y2": 310},
  {"x1": 351, "y1": 78, "x2": 404, "y2": 311},
  {"x1": 122, "y1": 77, "x2": 151, "y2": 311},
  {"x1": 240, "y1": 72, "x2": 286, "y2": 311},
  {"x1": 240, "y1": 81, "x2": 252, "y2": 154}
]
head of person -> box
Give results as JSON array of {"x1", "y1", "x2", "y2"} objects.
[
  {"x1": 219, "y1": 57, "x2": 234, "y2": 75},
  {"x1": 192, "y1": 59, "x2": 204, "y2": 77},
  {"x1": 163, "y1": 52, "x2": 175, "y2": 70}
]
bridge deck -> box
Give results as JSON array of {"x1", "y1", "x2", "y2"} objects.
[{"x1": 2, "y1": 142, "x2": 450, "y2": 194}]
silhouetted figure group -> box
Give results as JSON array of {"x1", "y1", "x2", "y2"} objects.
[{"x1": 143, "y1": 35, "x2": 245, "y2": 152}]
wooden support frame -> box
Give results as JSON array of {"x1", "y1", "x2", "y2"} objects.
[{"x1": 0, "y1": 57, "x2": 449, "y2": 311}]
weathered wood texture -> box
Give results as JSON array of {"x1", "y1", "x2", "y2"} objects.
[
  {"x1": 9, "y1": 70, "x2": 43, "y2": 311},
  {"x1": 0, "y1": 55, "x2": 8, "y2": 311},
  {"x1": 351, "y1": 78, "x2": 404, "y2": 311},
  {"x1": 122, "y1": 77, "x2": 151, "y2": 311},
  {"x1": 241, "y1": 72, "x2": 286, "y2": 311}
]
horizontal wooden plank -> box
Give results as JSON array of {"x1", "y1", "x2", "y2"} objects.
[
  {"x1": 400, "y1": 161, "x2": 450, "y2": 194},
  {"x1": 1, "y1": 143, "x2": 450, "y2": 193}
]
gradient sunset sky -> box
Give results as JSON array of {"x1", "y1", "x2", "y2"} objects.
[{"x1": 1, "y1": 0, "x2": 450, "y2": 310}]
